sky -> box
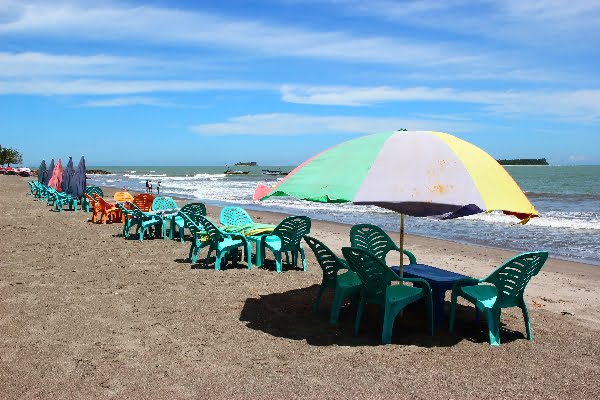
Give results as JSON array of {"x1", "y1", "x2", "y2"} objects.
[{"x1": 1, "y1": 0, "x2": 599, "y2": 167}]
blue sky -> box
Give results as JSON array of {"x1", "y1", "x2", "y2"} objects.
[{"x1": 1, "y1": 0, "x2": 599, "y2": 166}]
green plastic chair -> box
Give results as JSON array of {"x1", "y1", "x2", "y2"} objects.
[
  {"x1": 83, "y1": 186, "x2": 103, "y2": 212},
  {"x1": 128, "y1": 202, "x2": 162, "y2": 241},
  {"x1": 195, "y1": 215, "x2": 248, "y2": 271},
  {"x1": 449, "y1": 251, "x2": 549, "y2": 346},
  {"x1": 304, "y1": 235, "x2": 362, "y2": 324},
  {"x1": 250, "y1": 216, "x2": 311, "y2": 272},
  {"x1": 220, "y1": 206, "x2": 254, "y2": 226},
  {"x1": 116, "y1": 201, "x2": 137, "y2": 238},
  {"x1": 350, "y1": 224, "x2": 417, "y2": 265},
  {"x1": 341, "y1": 246, "x2": 433, "y2": 344},
  {"x1": 172, "y1": 203, "x2": 206, "y2": 242},
  {"x1": 178, "y1": 212, "x2": 208, "y2": 263},
  {"x1": 151, "y1": 196, "x2": 179, "y2": 239}
]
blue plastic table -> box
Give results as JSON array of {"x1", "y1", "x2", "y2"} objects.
[{"x1": 391, "y1": 264, "x2": 474, "y2": 328}]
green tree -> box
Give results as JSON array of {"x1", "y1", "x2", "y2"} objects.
[{"x1": 0, "y1": 145, "x2": 23, "y2": 166}]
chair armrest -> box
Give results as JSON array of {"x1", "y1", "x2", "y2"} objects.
[
  {"x1": 451, "y1": 277, "x2": 481, "y2": 293},
  {"x1": 389, "y1": 243, "x2": 418, "y2": 265},
  {"x1": 397, "y1": 276, "x2": 433, "y2": 298}
]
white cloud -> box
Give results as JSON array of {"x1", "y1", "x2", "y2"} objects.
[
  {"x1": 0, "y1": 78, "x2": 273, "y2": 95},
  {"x1": 280, "y1": 85, "x2": 600, "y2": 122},
  {"x1": 0, "y1": 51, "x2": 146, "y2": 77},
  {"x1": 190, "y1": 113, "x2": 476, "y2": 136},
  {"x1": 83, "y1": 96, "x2": 174, "y2": 107},
  {"x1": 568, "y1": 154, "x2": 587, "y2": 162},
  {"x1": 0, "y1": 0, "x2": 482, "y2": 67}
]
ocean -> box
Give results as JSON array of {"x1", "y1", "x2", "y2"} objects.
[{"x1": 87, "y1": 165, "x2": 600, "y2": 266}]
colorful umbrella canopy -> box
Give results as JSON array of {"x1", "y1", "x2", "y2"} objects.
[
  {"x1": 70, "y1": 155, "x2": 86, "y2": 198},
  {"x1": 61, "y1": 156, "x2": 74, "y2": 195},
  {"x1": 44, "y1": 159, "x2": 54, "y2": 186},
  {"x1": 48, "y1": 159, "x2": 63, "y2": 191},
  {"x1": 259, "y1": 131, "x2": 537, "y2": 222},
  {"x1": 37, "y1": 160, "x2": 47, "y2": 184}
]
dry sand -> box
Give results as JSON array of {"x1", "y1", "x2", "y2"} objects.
[{"x1": 1, "y1": 175, "x2": 599, "y2": 399}]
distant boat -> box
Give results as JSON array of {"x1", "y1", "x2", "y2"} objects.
[
  {"x1": 262, "y1": 169, "x2": 288, "y2": 176},
  {"x1": 224, "y1": 167, "x2": 249, "y2": 175},
  {"x1": 235, "y1": 161, "x2": 257, "y2": 166}
]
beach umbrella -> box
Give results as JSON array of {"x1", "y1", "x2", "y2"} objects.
[
  {"x1": 61, "y1": 156, "x2": 74, "y2": 195},
  {"x1": 70, "y1": 155, "x2": 86, "y2": 199},
  {"x1": 48, "y1": 159, "x2": 63, "y2": 191},
  {"x1": 256, "y1": 130, "x2": 538, "y2": 274},
  {"x1": 37, "y1": 159, "x2": 47, "y2": 184},
  {"x1": 44, "y1": 159, "x2": 55, "y2": 186}
]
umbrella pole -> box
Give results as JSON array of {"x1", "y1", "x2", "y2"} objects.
[{"x1": 399, "y1": 213, "x2": 405, "y2": 278}]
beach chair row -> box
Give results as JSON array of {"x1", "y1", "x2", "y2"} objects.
[{"x1": 26, "y1": 182, "x2": 548, "y2": 346}]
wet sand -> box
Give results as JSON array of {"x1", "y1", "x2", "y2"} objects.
[{"x1": 1, "y1": 175, "x2": 599, "y2": 399}]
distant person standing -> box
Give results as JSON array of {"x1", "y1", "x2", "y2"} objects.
[
  {"x1": 145, "y1": 180, "x2": 149, "y2": 193},
  {"x1": 157, "y1": 181, "x2": 161, "y2": 195},
  {"x1": 149, "y1": 182, "x2": 153, "y2": 193}
]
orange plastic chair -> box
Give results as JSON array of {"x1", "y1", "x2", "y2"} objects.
[
  {"x1": 92, "y1": 193, "x2": 120, "y2": 224},
  {"x1": 132, "y1": 193, "x2": 155, "y2": 212},
  {"x1": 114, "y1": 191, "x2": 134, "y2": 203},
  {"x1": 84, "y1": 193, "x2": 102, "y2": 223}
]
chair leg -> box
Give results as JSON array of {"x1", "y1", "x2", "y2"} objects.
[
  {"x1": 520, "y1": 298, "x2": 533, "y2": 340},
  {"x1": 313, "y1": 283, "x2": 326, "y2": 314},
  {"x1": 486, "y1": 308, "x2": 501, "y2": 346},
  {"x1": 329, "y1": 289, "x2": 346, "y2": 324},
  {"x1": 245, "y1": 242, "x2": 252, "y2": 270},
  {"x1": 299, "y1": 246, "x2": 307, "y2": 271},
  {"x1": 354, "y1": 298, "x2": 365, "y2": 335},
  {"x1": 274, "y1": 251, "x2": 282, "y2": 273}
]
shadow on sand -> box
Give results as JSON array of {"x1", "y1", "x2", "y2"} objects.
[{"x1": 239, "y1": 285, "x2": 529, "y2": 347}]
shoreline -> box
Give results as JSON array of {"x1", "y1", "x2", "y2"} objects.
[
  {"x1": 2, "y1": 175, "x2": 599, "y2": 398},
  {"x1": 99, "y1": 182, "x2": 600, "y2": 268}
]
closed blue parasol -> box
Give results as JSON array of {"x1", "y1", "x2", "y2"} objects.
[
  {"x1": 44, "y1": 159, "x2": 54, "y2": 186},
  {"x1": 62, "y1": 156, "x2": 74, "y2": 195},
  {"x1": 70, "y1": 155, "x2": 86, "y2": 199},
  {"x1": 38, "y1": 159, "x2": 47, "y2": 184}
]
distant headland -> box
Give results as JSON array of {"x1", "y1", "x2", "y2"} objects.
[
  {"x1": 235, "y1": 161, "x2": 257, "y2": 166},
  {"x1": 496, "y1": 158, "x2": 549, "y2": 166}
]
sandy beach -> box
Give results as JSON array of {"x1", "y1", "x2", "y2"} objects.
[{"x1": 1, "y1": 175, "x2": 599, "y2": 399}]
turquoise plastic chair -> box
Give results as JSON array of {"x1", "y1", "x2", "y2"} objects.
[
  {"x1": 250, "y1": 216, "x2": 311, "y2": 272},
  {"x1": 341, "y1": 246, "x2": 433, "y2": 344},
  {"x1": 116, "y1": 201, "x2": 137, "y2": 238},
  {"x1": 172, "y1": 203, "x2": 207, "y2": 242},
  {"x1": 195, "y1": 215, "x2": 248, "y2": 271},
  {"x1": 178, "y1": 212, "x2": 207, "y2": 263},
  {"x1": 449, "y1": 251, "x2": 549, "y2": 346},
  {"x1": 220, "y1": 206, "x2": 253, "y2": 226},
  {"x1": 128, "y1": 202, "x2": 162, "y2": 241},
  {"x1": 82, "y1": 186, "x2": 103, "y2": 212},
  {"x1": 350, "y1": 224, "x2": 417, "y2": 265},
  {"x1": 304, "y1": 235, "x2": 362, "y2": 324},
  {"x1": 151, "y1": 196, "x2": 179, "y2": 239}
]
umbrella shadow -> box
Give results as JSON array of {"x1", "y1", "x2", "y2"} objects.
[{"x1": 239, "y1": 285, "x2": 479, "y2": 347}]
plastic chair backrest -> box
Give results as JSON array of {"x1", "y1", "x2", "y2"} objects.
[
  {"x1": 350, "y1": 224, "x2": 399, "y2": 263},
  {"x1": 114, "y1": 191, "x2": 134, "y2": 202},
  {"x1": 486, "y1": 251, "x2": 549, "y2": 307},
  {"x1": 92, "y1": 193, "x2": 113, "y2": 208},
  {"x1": 132, "y1": 194, "x2": 155, "y2": 212},
  {"x1": 220, "y1": 207, "x2": 253, "y2": 226},
  {"x1": 179, "y1": 212, "x2": 203, "y2": 237},
  {"x1": 272, "y1": 216, "x2": 311, "y2": 252},
  {"x1": 304, "y1": 235, "x2": 346, "y2": 285},
  {"x1": 116, "y1": 201, "x2": 134, "y2": 216},
  {"x1": 85, "y1": 186, "x2": 104, "y2": 197},
  {"x1": 196, "y1": 215, "x2": 224, "y2": 243},
  {"x1": 342, "y1": 247, "x2": 397, "y2": 302},
  {"x1": 151, "y1": 196, "x2": 178, "y2": 211},
  {"x1": 179, "y1": 203, "x2": 206, "y2": 220}
]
